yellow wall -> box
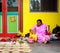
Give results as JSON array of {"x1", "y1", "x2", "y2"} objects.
[
  {"x1": 58, "y1": 0, "x2": 60, "y2": 26},
  {"x1": 23, "y1": 0, "x2": 60, "y2": 34}
]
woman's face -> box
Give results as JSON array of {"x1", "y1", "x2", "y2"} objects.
[{"x1": 37, "y1": 21, "x2": 42, "y2": 26}]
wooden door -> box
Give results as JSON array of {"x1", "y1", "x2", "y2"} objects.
[{"x1": 0, "y1": 0, "x2": 23, "y2": 37}]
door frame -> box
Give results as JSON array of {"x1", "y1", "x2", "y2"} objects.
[{"x1": 0, "y1": 0, "x2": 23, "y2": 37}]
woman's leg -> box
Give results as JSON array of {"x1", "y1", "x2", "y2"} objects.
[
  {"x1": 44, "y1": 35, "x2": 50, "y2": 44},
  {"x1": 37, "y1": 34, "x2": 45, "y2": 43}
]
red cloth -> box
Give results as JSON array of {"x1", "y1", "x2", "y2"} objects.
[
  {"x1": 46, "y1": 31, "x2": 51, "y2": 36},
  {"x1": 1, "y1": 39, "x2": 6, "y2": 42}
]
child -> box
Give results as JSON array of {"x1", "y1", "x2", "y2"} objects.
[
  {"x1": 29, "y1": 30, "x2": 37, "y2": 42},
  {"x1": 17, "y1": 30, "x2": 23, "y2": 38},
  {"x1": 28, "y1": 30, "x2": 37, "y2": 43},
  {"x1": 17, "y1": 30, "x2": 25, "y2": 43}
]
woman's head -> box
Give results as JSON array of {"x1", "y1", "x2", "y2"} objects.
[{"x1": 37, "y1": 19, "x2": 42, "y2": 26}]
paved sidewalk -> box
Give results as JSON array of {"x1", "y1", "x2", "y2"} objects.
[{"x1": 30, "y1": 41, "x2": 60, "y2": 53}]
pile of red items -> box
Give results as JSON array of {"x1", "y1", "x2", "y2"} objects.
[{"x1": 28, "y1": 38, "x2": 34, "y2": 44}]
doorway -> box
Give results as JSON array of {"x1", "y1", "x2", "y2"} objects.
[{"x1": 0, "y1": 0, "x2": 23, "y2": 37}]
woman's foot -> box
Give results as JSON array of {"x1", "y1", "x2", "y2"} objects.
[
  {"x1": 44, "y1": 40, "x2": 50, "y2": 44},
  {"x1": 44, "y1": 40, "x2": 47, "y2": 44}
]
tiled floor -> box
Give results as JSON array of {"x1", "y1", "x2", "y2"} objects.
[
  {"x1": 0, "y1": 42, "x2": 31, "y2": 53},
  {"x1": 0, "y1": 41, "x2": 60, "y2": 53}
]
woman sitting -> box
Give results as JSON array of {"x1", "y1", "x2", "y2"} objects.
[{"x1": 30, "y1": 19, "x2": 50, "y2": 44}]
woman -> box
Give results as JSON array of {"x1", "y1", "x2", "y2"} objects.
[{"x1": 31, "y1": 19, "x2": 50, "y2": 44}]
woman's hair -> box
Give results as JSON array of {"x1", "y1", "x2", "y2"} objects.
[{"x1": 37, "y1": 19, "x2": 42, "y2": 23}]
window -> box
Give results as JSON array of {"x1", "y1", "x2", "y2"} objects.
[
  {"x1": 7, "y1": 0, "x2": 18, "y2": 11},
  {"x1": 0, "y1": 0, "x2": 2, "y2": 12},
  {"x1": 30, "y1": 0, "x2": 58, "y2": 12},
  {"x1": 0, "y1": 0, "x2": 2, "y2": 2}
]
